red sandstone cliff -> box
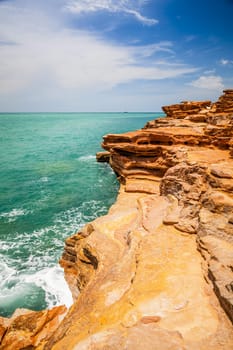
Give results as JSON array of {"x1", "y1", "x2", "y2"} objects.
[{"x1": 1, "y1": 90, "x2": 233, "y2": 349}]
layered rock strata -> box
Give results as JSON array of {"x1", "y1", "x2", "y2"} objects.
[
  {"x1": 162, "y1": 100, "x2": 211, "y2": 119},
  {"x1": 1, "y1": 90, "x2": 233, "y2": 349},
  {"x1": 215, "y1": 89, "x2": 233, "y2": 113}
]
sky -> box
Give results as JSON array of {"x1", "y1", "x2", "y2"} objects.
[{"x1": 0, "y1": 0, "x2": 233, "y2": 112}]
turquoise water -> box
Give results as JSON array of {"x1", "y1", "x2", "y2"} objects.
[{"x1": 0, "y1": 112, "x2": 160, "y2": 317}]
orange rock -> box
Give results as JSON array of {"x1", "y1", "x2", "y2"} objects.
[
  {"x1": 0, "y1": 306, "x2": 66, "y2": 349},
  {"x1": 140, "y1": 316, "x2": 161, "y2": 324},
  {"x1": 43, "y1": 90, "x2": 233, "y2": 349},
  {"x1": 162, "y1": 100, "x2": 211, "y2": 118}
]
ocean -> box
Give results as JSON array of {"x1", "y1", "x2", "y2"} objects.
[{"x1": 0, "y1": 112, "x2": 161, "y2": 317}]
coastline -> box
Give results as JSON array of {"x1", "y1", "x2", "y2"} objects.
[
  {"x1": 0, "y1": 112, "x2": 154, "y2": 318},
  {"x1": 1, "y1": 91, "x2": 233, "y2": 349}
]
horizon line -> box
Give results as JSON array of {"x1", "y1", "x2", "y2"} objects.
[{"x1": 0, "y1": 111, "x2": 163, "y2": 114}]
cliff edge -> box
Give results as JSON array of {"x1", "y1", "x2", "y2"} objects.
[{"x1": 1, "y1": 90, "x2": 233, "y2": 349}]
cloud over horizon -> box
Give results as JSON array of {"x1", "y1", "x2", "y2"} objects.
[
  {"x1": 0, "y1": 0, "x2": 232, "y2": 111},
  {"x1": 0, "y1": 3, "x2": 196, "y2": 96}
]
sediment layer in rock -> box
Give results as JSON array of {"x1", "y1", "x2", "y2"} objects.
[
  {"x1": 162, "y1": 100, "x2": 211, "y2": 119},
  {"x1": 1, "y1": 90, "x2": 233, "y2": 349}
]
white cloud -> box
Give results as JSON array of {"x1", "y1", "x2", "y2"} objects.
[
  {"x1": 131, "y1": 42, "x2": 174, "y2": 58},
  {"x1": 189, "y1": 75, "x2": 224, "y2": 90},
  {"x1": 0, "y1": 31, "x2": 196, "y2": 95},
  {"x1": 184, "y1": 35, "x2": 197, "y2": 42},
  {"x1": 65, "y1": 0, "x2": 158, "y2": 25},
  {"x1": 220, "y1": 59, "x2": 229, "y2": 65},
  {"x1": 204, "y1": 69, "x2": 216, "y2": 75},
  {"x1": 0, "y1": 4, "x2": 196, "y2": 96},
  {"x1": 220, "y1": 58, "x2": 233, "y2": 66},
  {"x1": 0, "y1": 0, "x2": 204, "y2": 111}
]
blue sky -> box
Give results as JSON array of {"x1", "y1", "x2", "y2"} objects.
[{"x1": 0, "y1": 0, "x2": 232, "y2": 111}]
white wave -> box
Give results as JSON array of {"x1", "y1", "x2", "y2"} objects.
[
  {"x1": 24, "y1": 253, "x2": 56, "y2": 270},
  {"x1": 0, "y1": 208, "x2": 29, "y2": 222},
  {"x1": 24, "y1": 265, "x2": 73, "y2": 309},
  {"x1": 0, "y1": 261, "x2": 16, "y2": 292},
  {"x1": 54, "y1": 201, "x2": 108, "y2": 233},
  {"x1": 0, "y1": 257, "x2": 73, "y2": 313},
  {"x1": 0, "y1": 200, "x2": 108, "y2": 313},
  {"x1": 78, "y1": 154, "x2": 96, "y2": 161},
  {"x1": 40, "y1": 176, "x2": 49, "y2": 182}
]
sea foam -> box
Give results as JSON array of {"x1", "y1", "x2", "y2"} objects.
[
  {"x1": 24, "y1": 265, "x2": 73, "y2": 309},
  {"x1": 0, "y1": 208, "x2": 29, "y2": 222},
  {"x1": 0, "y1": 256, "x2": 73, "y2": 315},
  {"x1": 78, "y1": 154, "x2": 96, "y2": 161}
]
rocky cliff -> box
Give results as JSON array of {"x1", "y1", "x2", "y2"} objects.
[{"x1": 1, "y1": 90, "x2": 233, "y2": 349}]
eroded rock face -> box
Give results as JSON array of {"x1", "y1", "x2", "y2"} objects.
[
  {"x1": 1, "y1": 90, "x2": 233, "y2": 349},
  {"x1": 0, "y1": 306, "x2": 67, "y2": 350},
  {"x1": 43, "y1": 90, "x2": 233, "y2": 349},
  {"x1": 215, "y1": 89, "x2": 233, "y2": 113},
  {"x1": 162, "y1": 100, "x2": 211, "y2": 119},
  {"x1": 43, "y1": 189, "x2": 233, "y2": 350}
]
